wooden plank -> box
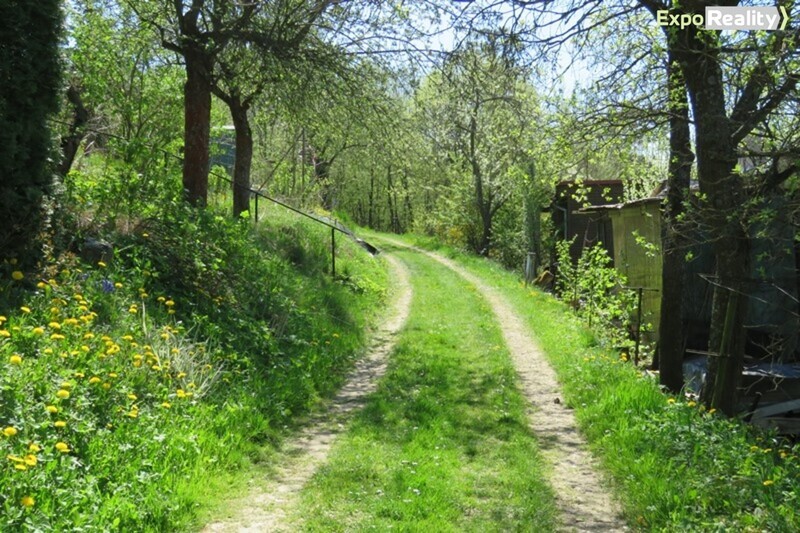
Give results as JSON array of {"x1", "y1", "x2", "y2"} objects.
[{"x1": 750, "y1": 399, "x2": 800, "y2": 420}]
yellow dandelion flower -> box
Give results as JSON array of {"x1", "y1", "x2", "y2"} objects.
[
  {"x1": 55, "y1": 442, "x2": 70, "y2": 453},
  {"x1": 83, "y1": 332, "x2": 94, "y2": 340},
  {"x1": 161, "y1": 402, "x2": 171, "y2": 409},
  {"x1": 56, "y1": 389, "x2": 70, "y2": 399},
  {"x1": 176, "y1": 389, "x2": 187, "y2": 398},
  {"x1": 7, "y1": 454, "x2": 23, "y2": 463},
  {"x1": 108, "y1": 372, "x2": 118, "y2": 378},
  {"x1": 46, "y1": 405, "x2": 58, "y2": 414},
  {"x1": 0, "y1": 316, "x2": 5, "y2": 323},
  {"x1": 14, "y1": 464, "x2": 27, "y2": 471},
  {"x1": 43, "y1": 348, "x2": 53, "y2": 354},
  {"x1": 140, "y1": 292, "x2": 148, "y2": 298},
  {"x1": 28, "y1": 443, "x2": 40, "y2": 452},
  {"x1": 74, "y1": 372, "x2": 85, "y2": 378},
  {"x1": 54, "y1": 421, "x2": 66, "y2": 428},
  {"x1": 23, "y1": 454, "x2": 37, "y2": 466},
  {"x1": 20, "y1": 306, "x2": 31, "y2": 314},
  {"x1": 79, "y1": 305, "x2": 89, "y2": 312},
  {"x1": 165, "y1": 300, "x2": 175, "y2": 307},
  {"x1": 48, "y1": 322, "x2": 61, "y2": 330},
  {"x1": 127, "y1": 410, "x2": 138, "y2": 418},
  {"x1": 763, "y1": 480, "x2": 774, "y2": 486},
  {"x1": 114, "y1": 282, "x2": 123, "y2": 289},
  {"x1": 36, "y1": 281, "x2": 47, "y2": 289},
  {"x1": 3, "y1": 426, "x2": 18, "y2": 437},
  {"x1": 20, "y1": 495, "x2": 34, "y2": 507},
  {"x1": 81, "y1": 345, "x2": 90, "y2": 352},
  {"x1": 133, "y1": 360, "x2": 142, "y2": 367},
  {"x1": 102, "y1": 382, "x2": 111, "y2": 390},
  {"x1": 127, "y1": 393, "x2": 137, "y2": 401},
  {"x1": 121, "y1": 335, "x2": 134, "y2": 342},
  {"x1": 32, "y1": 327, "x2": 45, "y2": 336},
  {"x1": 50, "y1": 333, "x2": 65, "y2": 340},
  {"x1": 0, "y1": 330, "x2": 10, "y2": 338},
  {"x1": 128, "y1": 307, "x2": 138, "y2": 314},
  {"x1": 11, "y1": 271, "x2": 24, "y2": 281},
  {"x1": 167, "y1": 309, "x2": 175, "y2": 315},
  {"x1": 160, "y1": 333, "x2": 169, "y2": 340},
  {"x1": 708, "y1": 408, "x2": 716, "y2": 415},
  {"x1": 9, "y1": 355, "x2": 22, "y2": 365},
  {"x1": 64, "y1": 318, "x2": 79, "y2": 326},
  {"x1": 687, "y1": 401, "x2": 697, "y2": 407},
  {"x1": 157, "y1": 296, "x2": 166, "y2": 303},
  {"x1": 667, "y1": 398, "x2": 676, "y2": 404},
  {"x1": 177, "y1": 372, "x2": 186, "y2": 379},
  {"x1": 97, "y1": 261, "x2": 107, "y2": 268}
]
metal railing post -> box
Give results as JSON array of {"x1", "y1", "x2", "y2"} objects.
[{"x1": 331, "y1": 226, "x2": 336, "y2": 278}]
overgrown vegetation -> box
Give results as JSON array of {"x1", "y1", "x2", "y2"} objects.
[
  {"x1": 406, "y1": 235, "x2": 800, "y2": 531},
  {"x1": 554, "y1": 240, "x2": 637, "y2": 354},
  {"x1": 0, "y1": 166, "x2": 387, "y2": 530}
]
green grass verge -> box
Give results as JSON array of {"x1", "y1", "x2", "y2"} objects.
[
  {"x1": 0, "y1": 192, "x2": 387, "y2": 530},
  {"x1": 292, "y1": 245, "x2": 559, "y2": 532},
  {"x1": 389, "y1": 233, "x2": 800, "y2": 532}
]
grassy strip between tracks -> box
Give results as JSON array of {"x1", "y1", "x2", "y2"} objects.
[
  {"x1": 397, "y1": 233, "x2": 800, "y2": 532},
  {"x1": 290, "y1": 245, "x2": 559, "y2": 532}
]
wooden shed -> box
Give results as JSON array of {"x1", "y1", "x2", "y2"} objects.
[
  {"x1": 583, "y1": 189, "x2": 798, "y2": 359},
  {"x1": 551, "y1": 179, "x2": 624, "y2": 265}
]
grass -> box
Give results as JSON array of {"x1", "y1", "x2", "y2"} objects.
[
  {"x1": 291, "y1": 245, "x2": 559, "y2": 532},
  {"x1": 394, "y1": 233, "x2": 800, "y2": 532},
  {"x1": 0, "y1": 167, "x2": 388, "y2": 531}
]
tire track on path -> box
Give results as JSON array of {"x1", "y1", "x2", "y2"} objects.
[
  {"x1": 201, "y1": 255, "x2": 412, "y2": 532},
  {"x1": 381, "y1": 238, "x2": 625, "y2": 532}
]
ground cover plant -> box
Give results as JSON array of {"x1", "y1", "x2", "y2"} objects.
[
  {"x1": 399, "y1": 233, "x2": 800, "y2": 532},
  {"x1": 292, "y1": 246, "x2": 559, "y2": 531},
  {"x1": 0, "y1": 173, "x2": 387, "y2": 530}
]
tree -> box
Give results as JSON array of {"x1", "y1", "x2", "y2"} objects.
[
  {"x1": 66, "y1": 0, "x2": 184, "y2": 175},
  {"x1": 129, "y1": 0, "x2": 260, "y2": 206},
  {"x1": 210, "y1": 0, "x2": 339, "y2": 217},
  {"x1": 416, "y1": 37, "x2": 538, "y2": 255},
  {"x1": 0, "y1": 1, "x2": 62, "y2": 266},
  {"x1": 511, "y1": 0, "x2": 798, "y2": 412},
  {"x1": 637, "y1": 0, "x2": 800, "y2": 414}
]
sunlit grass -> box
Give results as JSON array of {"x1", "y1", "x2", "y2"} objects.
[
  {"x1": 0, "y1": 198, "x2": 387, "y2": 530},
  {"x1": 399, "y1": 233, "x2": 800, "y2": 532},
  {"x1": 292, "y1": 247, "x2": 559, "y2": 531}
]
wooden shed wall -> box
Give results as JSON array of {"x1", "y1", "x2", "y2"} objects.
[{"x1": 608, "y1": 202, "x2": 662, "y2": 341}]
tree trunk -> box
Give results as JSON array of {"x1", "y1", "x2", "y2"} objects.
[
  {"x1": 368, "y1": 167, "x2": 375, "y2": 228},
  {"x1": 229, "y1": 96, "x2": 252, "y2": 218},
  {"x1": 402, "y1": 170, "x2": 413, "y2": 229},
  {"x1": 182, "y1": 48, "x2": 211, "y2": 206},
  {"x1": 678, "y1": 36, "x2": 748, "y2": 415},
  {"x1": 59, "y1": 84, "x2": 89, "y2": 177},
  {"x1": 658, "y1": 53, "x2": 694, "y2": 392}
]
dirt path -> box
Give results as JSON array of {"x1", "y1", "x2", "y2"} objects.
[
  {"x1": 381, "y1": 239, "x2": 625, "y2": 532},
  {"x1": 201, "y1": 255, "x2": 412, "y2": 533}
]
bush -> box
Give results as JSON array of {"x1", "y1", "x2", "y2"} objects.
[{"x1": 0, "y1": 1, "x2": 63, "y2": 267}]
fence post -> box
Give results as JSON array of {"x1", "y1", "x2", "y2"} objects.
[
  {"x1": 331, "y1": 227, "x2": 336, "y2": 278},
  {"x1": 634, "y1": 287, "x2": 643, "y2": 365}
]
